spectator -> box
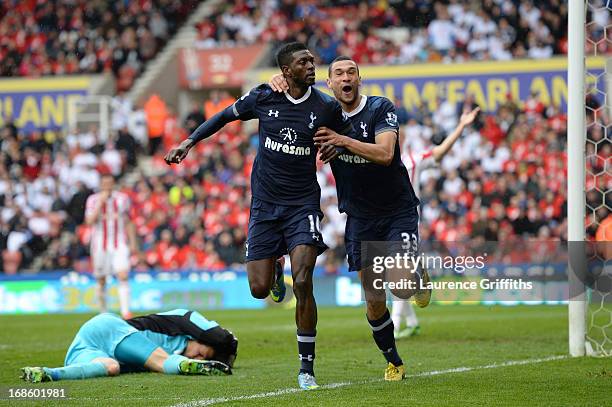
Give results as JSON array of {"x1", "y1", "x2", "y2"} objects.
[
  {"x1": 0, "y1": 0, "x2": 199, "y2": 89},
  {"x1": 66, "y1": 182, "x2": 92, "y2": 227},
  {"x1": 184, "y1": 102, "x2": 206, "y2": 136},
  {"x1": 428, "y1": 5, "x2": 455, "y2": 55},
  {"x1": 144, "y1": 94, "x2": 169, "y2": 155},
  {"x1": 115, "y1": 128, "x2": 139, "y2": 168}
]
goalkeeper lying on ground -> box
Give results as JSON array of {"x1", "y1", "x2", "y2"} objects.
[{"x1": 21, "y1": 309, "x2": 237, "y2": 382}]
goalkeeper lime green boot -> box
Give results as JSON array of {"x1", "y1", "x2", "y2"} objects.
[
  {"x1": 21, "y1": 367, "x2": 53, "y2": 383},
  {"x1": 179, "y1": 359, "x2": 232, "y2": 376}
]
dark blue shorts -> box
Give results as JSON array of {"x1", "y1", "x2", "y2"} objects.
[
  {"x1": 245, "y1": 198, "x2": 328, "y2": 262},
  {"x1": 345, "y1": 207, "x2": 419, "y2": 272}
]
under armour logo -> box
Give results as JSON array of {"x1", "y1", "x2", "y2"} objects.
[
  {"x1": 245, "y1": 242, "x2": 249, "y2": 256},
  {"x1": 308, "y1": 112, "x2": 317, "y2": 129},
  {"x1": 360, "y1": 122, "x2": 368, "y2": 138},
  {"x1": 312, "y1": 233, "x2": 320, "y2": 241},
  {"x1": 269, "y1": 110, "x2": 279, "y2": 117},
  {"x1": 299, "y1": 354, "x2": 314, "y2": 361}
]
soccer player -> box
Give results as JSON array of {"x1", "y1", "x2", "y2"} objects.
[
  {"x1": 270, "y1": 57, "x2": 479, "y2": 380},
  {"x1": 85, "y1": 173, "x2": 138, "y2": 319},
  {"x1": 165, "y1": 43, "x2": 356, "y2": 390},
  {"x1": 21, "y1": 309, "x2": 237, "y2": 382},
  {"x1": 269, "y1": 56, "x2": 423, "y2": 381},
  {"x1": 393, "y1": 107, "x2": 480, "y2": 338}
]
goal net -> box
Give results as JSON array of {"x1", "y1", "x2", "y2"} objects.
[{"x1": 569, "y1": 0, "x2": 611, "y2": 357}]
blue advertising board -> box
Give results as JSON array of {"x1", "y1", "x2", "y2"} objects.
[
  {"x1": 0, "y1": 77, "x2": 90, "y2": 133},
  {"x1": 0, "y1": 263, "x2": 570, "y2": 314}
]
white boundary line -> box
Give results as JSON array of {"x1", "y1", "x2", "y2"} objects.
[{"x1": 172, "y1": 355, "x2": 567, "y2": 407}]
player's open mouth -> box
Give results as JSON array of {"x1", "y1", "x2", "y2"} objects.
[{"x1": 341, "y1": 85, "x2": 353, "y2": 95}]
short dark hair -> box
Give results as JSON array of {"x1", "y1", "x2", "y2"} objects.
[
  {"x1": 276, "y1": 42, "x2": 308, "y2": 68},
  {"x1": 328, "y1": 55, "x2": 359, "y2": 77}
]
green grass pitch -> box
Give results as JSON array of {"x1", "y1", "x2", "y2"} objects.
[{"x1": 0, "y1": 305, "x2": 610, "y2": 406}]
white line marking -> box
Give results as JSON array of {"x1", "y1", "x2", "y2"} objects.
[{"x1": 172, "y1": 355, "x2": 567, "y2": 407}]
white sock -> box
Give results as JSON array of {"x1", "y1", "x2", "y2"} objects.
[
  {"x1": 405, "y1": 302, "x2": 419, "y2": 327},
  {"x1": 96, "y1": 283, "x2": 107, "y2": 313},
  {"x1": 118, "y1": 280, "x2": 130, "y2": 316},
  {"x1": 391, "y1": 300, "x2": 405, "y2": 332}
]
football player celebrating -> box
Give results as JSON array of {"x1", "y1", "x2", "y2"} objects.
[
  {"x1": 165, "y1": 43, "x2": 357, "y2": 390},
  {"x1": 270, "y1": 56, "x2": 477, "y2": 380}
]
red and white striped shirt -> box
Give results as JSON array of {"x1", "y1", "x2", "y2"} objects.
[
  {"x1": 85, "y1": 191, "x2": 131, "y2": 251},
  {"x1": 402, "y1": 148, "x2": 435, "y2": 198}
]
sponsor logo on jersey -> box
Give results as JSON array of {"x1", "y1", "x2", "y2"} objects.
[
  {"x1": 338, "y1": 153, "x2": 369, "y2": 164},
  {"x1": 280, "y1": 127, "x2": 297, "y2": 144},
  {"x1": 264, "y1": 136, "x2": 311, "y2": 156}
]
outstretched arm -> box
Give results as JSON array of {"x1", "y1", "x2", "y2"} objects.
[
  {"x1": 164, "y1": 106, "x2": 238, "y2": 165},
  {"x1": 431, "y1": 107, "x2": 480, "y2": 163}
]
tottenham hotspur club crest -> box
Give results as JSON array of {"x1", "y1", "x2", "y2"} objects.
[
  {"x1": 308, "y1": 112, "x2": 317, "y2": 129},
  {"x1": 360, "y1": 121, "x2": 368, "y2": 138}
]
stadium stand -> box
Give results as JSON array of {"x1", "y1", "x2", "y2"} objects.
[
  {"x1": 0, "y1": 0, "x2": 201, "y2": 90},
  {"x1": 194, "y1": 0, "x2": 573, "y2": 64},
  {"x1": 3, "y1": 90, "x2": 607, "y2": 273},
  {"x1": 1, "y1": 0, "x2": 608, "y2": 274}
]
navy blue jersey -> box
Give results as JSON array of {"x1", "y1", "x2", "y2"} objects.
[
  {"x1": 330, "y1": 95, "x2": 419, "y2": 217},
  {"x1": 233, "y1": 84, "x2": 354, "y2": 206}
]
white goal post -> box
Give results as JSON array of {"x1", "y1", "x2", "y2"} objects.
[{"x1": 567, "y1": 0, "x2": 586, "y2": 357}]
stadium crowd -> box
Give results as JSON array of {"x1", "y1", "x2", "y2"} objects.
[
  {"x1": 0, "y1": 0, "x2": 607, "y2": 85},
  {"x1": 1, "y1": 0, "x2": 609, "y2": 274},
  {"x1": 0, "y1": 0, "x2": 201, "y2": 90},
  {"x1": 2, "y1": 87, "x2": 608, "y2": 274},
  {"x1": 195, "y1": 0, "x2": 579, "y2": 64}
]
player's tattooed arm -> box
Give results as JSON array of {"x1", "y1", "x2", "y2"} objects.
[{"x1": 315, "y1": 127, "x2": 396, "y2": 166}]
